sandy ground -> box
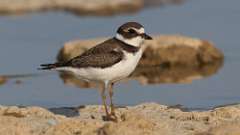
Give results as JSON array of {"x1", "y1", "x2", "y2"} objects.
[{"x1": 0, "y1": 103, "x2": 240, "y2": 135}]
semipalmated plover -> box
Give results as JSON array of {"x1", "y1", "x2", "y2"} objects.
[{"x1": 40, "y1": 22, "x2": 152, "y2": 121}]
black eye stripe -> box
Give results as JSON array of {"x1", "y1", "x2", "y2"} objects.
[{"x1": 128, "y1": 29, "x2": 136, "y2": 33}]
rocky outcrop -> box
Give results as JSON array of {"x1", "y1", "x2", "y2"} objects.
[
  {"x1": 0, "y1": 0, "x2": 186, "y2": 16},
  {"x1": 56, "y1": 35, "x2": 223, "y2": 88},
  {"x1": 0, "y1": 0, "x2": 143, "y2": 16},
  {"x1": 0, "y1": 103, "x2": 239, "y2": 135}
]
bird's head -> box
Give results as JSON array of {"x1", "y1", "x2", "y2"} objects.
[{"x1": 115, "y1": 22, "x2": 152, "y2": 47}]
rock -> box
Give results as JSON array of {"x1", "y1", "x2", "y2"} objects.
[
  {"x1": 56, "y1": 35, "x2": 224, "y2": 88},
  {"x1": 0, "y1": 103, "x2": 239, "y2": 135},
  {"x1": 56, "y1": 0, "x2": 143, "y2": 16},
  {"x1": 196, "y1": 122, "x2": 240, "y2": 135},
  {"x1": 0, "y1": 0, "x2": 54, "y2": 14},
  {"x1": 43, "y1": 119, "x2": 103, "y2": 135},
  {"x1": 0, "y1": 0, "x2": 188, "y2": 16},
  {"x1": 142, "y1": 35, "x2": 223, "y2": 67},
  {"x1": 0, "y1": 106, "x2": 65, "y2": 135},
  {"x1": 0, "y1": 106, "x2": 59, "y2": 118},
  {"x1": 0, "y1": 0, "x2": 143, "y2": 16},
  {"x1": 0, "y1": 117, "x2": 34, "y2": 135},
  {"x1": 98, "y1": 112, "x2": 160, "y2": 135}
]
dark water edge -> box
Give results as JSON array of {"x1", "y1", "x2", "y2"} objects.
[{"x1": 0, "y1": 0, "x2": 239, "y2": 109}]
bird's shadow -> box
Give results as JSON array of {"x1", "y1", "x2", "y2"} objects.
[
  {"x1": 48, "y1": 105, "x2": 127, "y2": 117},
  {"x1": 48, "y1": 105, "x2": 85, "y2": 117},
  {"x1": 48, "y1": 104, "x2": 193, "y2": 117}
]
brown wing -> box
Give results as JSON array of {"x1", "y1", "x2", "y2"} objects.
[{"x1": 64, "y1": 39, "x2": 124, "y2": 68}]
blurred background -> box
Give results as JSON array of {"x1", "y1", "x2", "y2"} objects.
[{"x1": 0, "y1": 0, "x2": 239, "y2": 110}]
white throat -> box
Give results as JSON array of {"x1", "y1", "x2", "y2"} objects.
[{"x1": 115, "y1": 33, "x2": 144, "y2": 47}]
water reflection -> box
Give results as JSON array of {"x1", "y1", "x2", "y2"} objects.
[
  {"x1": 144, "y1": 0, "x2": 185, "y2": 8},
  {"x1": 0, "y1": 76, "x2": 7, "y2": 85},
  {"x1": 0, "y1": 73, "x2": 46, "y2": 86},
  {"x1": 58, "y1": 59, "x2": 223, "y2": 89},
  {"x1": 0, "y1": 59, "x2": 222, "y2": 87}
]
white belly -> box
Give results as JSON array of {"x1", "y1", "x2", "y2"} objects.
[{"x1": 57, "y1": 50, "x2": 143, "y2": 83}]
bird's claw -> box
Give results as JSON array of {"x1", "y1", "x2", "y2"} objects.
[{"x1": 103, "y1": 114, "x2": 118, "y2": 122}]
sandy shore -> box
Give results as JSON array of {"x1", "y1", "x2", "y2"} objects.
[{"x1": 0, "y1": 103, "x2": 240, "y2": 135}]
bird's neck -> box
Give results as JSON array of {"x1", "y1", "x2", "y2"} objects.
[{"x1": 114, "y1": 37, "x2": 141, "y2": 54}]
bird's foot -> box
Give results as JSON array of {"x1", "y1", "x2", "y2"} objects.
[{"x1": 102, "y1": 114, "x2": 118, "y2": 122}]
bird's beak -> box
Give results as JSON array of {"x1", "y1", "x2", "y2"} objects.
[{"x1": 142, "y1": 33, "x2": 153, "y2": 40}]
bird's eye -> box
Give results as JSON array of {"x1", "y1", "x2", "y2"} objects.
[{"x1": 128, "y1": 29, "x2": 136, "y2": 34}]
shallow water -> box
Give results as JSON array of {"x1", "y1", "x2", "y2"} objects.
[{"x1": 0, "y1": 0, "x2": 239, "y2": 109}]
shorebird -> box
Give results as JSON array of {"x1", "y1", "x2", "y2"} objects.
[{"x1": 40, "y1": 22, "x2": 152, "y2": 121}]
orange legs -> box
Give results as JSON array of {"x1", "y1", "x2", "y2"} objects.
[
  {"x1": 108, "y1": 82, "x2": 116, "y2": 116},
  {"x1": 100, "y1": 83, "x2": 110, "y2": 117},
  {"x1": 99, "y1": 82, "x2": 117, "y2": 121}
]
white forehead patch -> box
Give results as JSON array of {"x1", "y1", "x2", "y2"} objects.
[{"x1": 137, "y1": 27, "x2": 145, "y2": 34}]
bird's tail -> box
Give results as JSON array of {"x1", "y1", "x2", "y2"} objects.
[{"x1": 38, "y1": 63, "x2": 63, "y2": 70}]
